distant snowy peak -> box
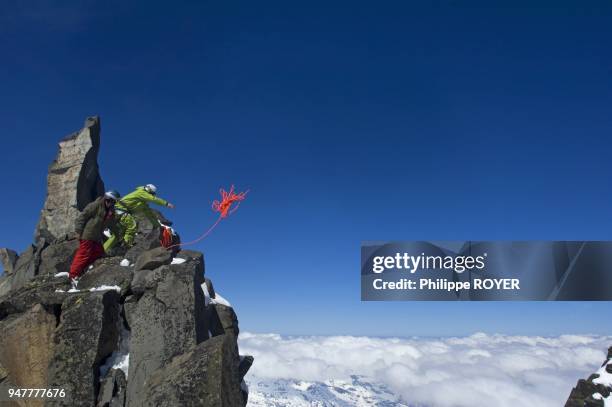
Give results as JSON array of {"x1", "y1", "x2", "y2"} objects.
[
  {"x1": 246, "y1": 376, "x2": 409, "y2": 407},
  {"x1": 240, "y1": 332, "x2": 612, "y2": 407},
  {"x1": 566, "y1": 347, "x2": 612, "y2": 406}
]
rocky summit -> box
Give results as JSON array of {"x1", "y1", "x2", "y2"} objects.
[
  {"x1": 0, "y1": 117, "x2": 252, "y2": 406},
  {"x1": 566, "y1": 347, "x2": 612, "y2": 407}
]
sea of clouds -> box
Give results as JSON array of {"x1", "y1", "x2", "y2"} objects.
[{"x1": 239, "y1": 332, "x2": 611, "y2": 407}]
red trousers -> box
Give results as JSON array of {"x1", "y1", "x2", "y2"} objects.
[{"x1": 69, "y1": 240, "x2": 104, "y2": 279}]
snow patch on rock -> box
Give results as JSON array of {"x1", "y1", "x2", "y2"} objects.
[
  {"x1": 100, "y1": 323, "x2": 131, "y2": 378},
  {"x1": 592, "y1": 392, "x2": 612, "y2": 407},
  {"x1": 201, "y1": 283, "x2": 212, "y2": 306},
  {"x1": 89, "y1": 285, "x2": 121, "y2": 293},
  {"x1": 201, "y1": 283, "x2": 232, "y2": 307},
  {"x1": 593, "y1": 360, "x2": 612, "y2": 388},
  {"x1": 213, "y1": 292, "x2": 232, "y2": 307}
]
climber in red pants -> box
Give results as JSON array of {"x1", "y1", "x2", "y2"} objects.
[{"x1": 69, "y1": 190, "x2": 121, "y2": 288}]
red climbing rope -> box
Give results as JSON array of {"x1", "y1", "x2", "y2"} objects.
[
  {"x1": 167, "y1": 185, "x2": 248, "y2": 249},
  {"x1": 212, "y1": 185, "x2": 249, "y2": 218}
]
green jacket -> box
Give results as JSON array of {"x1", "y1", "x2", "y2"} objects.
[
  {"x1": 116, "y1": 186, "x2": 169, "y2": 225},
  {"x1": 75, "y1": 197, "x2": 119, "y2": 242}
]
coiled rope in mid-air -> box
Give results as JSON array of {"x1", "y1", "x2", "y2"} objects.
[{"x1": 166, "y1": 185, "x2": 249, "y2": 249}]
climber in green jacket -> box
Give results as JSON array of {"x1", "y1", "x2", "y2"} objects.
[{"x1": 103, "y1": 184, "x2": 175, "y2": 252}]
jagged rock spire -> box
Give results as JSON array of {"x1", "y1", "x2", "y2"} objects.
[
  {"x1": 35, "y1": 116, "x2": 105, "y2": 243},
  {"x1": 0, "y1": 116, "x2": 252, "y2": 406}
]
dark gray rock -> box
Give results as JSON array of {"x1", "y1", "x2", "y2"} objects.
[
  {"x1": 120, "y1": 208, "x2": 184, "y2": 261},
  {"x1": 0, "y1": 362, "x2": 7, "y2": 382},
  {"x1": 239, "y1": 355, "x2": 254, "y2": 381},
  {"x1": 47, "y1": 290, "x2": 121, "y2": 407},
  {"x1": 140, "y1": 334, "x2": 243, "y2": 407},
  {"x1": 0, "y1": 276, "x2": 11, "y2": 300},
  {"x1": 14, "y1": 245, "x2": 36, "y2": 271},
  {"x1": 98, "y1": 368, "x2": 127, "y2": 407},
  {"x1": 78, "y1": 257, "x2": 134, "y2": 296},
  {"x1": 0, "y1": 362, "x2": 18, "y2": 407},
  {"x1": 122, "y1": 229, "x2": 160, "y2": 262},
  {"x1": 13, "y1": 241, "x2": 46, "y2": 289},
  {"x1": 203, "y1": 277, "x2": 215, "y2": 299},
  {"x1": 0, "y1": 304, "x2": 56, "y2": 392},
  {"x1": 0, "y1": 249, "x2": 18, "y2": 275},
  {"x1": 122, "y1": 295, "x2": 138, "y2": 329},
  {"x1": 122, "y1": 209, "x2": 165, "y2": 261},
  {"x1": 174, "y1": 250, "x2": 204, "y2": 274},
  {"x1": 153, "y1": 209, "x2": 173, "y2": 228},
  {"x1": 125, "y1": 256, "x2": 208, "y2": 406},
  {"x1": 240, "y1": 382, "x2": 248, "y2": 407},
  {"x1": 0, "y1": 240, "x2": 47, "y2": 298},
  {"x1": 35, "y1": 116, "x2": 105, "y2": 243},
  {"x1": 0, "y1": 274, "x2": 66, "y2": 321},
  {"x1": 565, "y1": 351, "x2": 612, "y2": 407},
  {"x1": 211, "y1": 304, "x2": 239, "y2": 338},
  {"x1": 0, "y1": 118, "x2": 103, "y2": 298},
  {"x1": 134, "y1": 247, "x2": 172, "y2": 271},
  {"x1": 130, "y1": 267, "x2": 164, "y2": 295},
  {"x1": 39, "y1": 238, "x2": 79, "y2": 276}
]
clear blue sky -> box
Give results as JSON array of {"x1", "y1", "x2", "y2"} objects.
[{"x1": 1, "y1": 1, "x2": 611, "y2": 336}]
